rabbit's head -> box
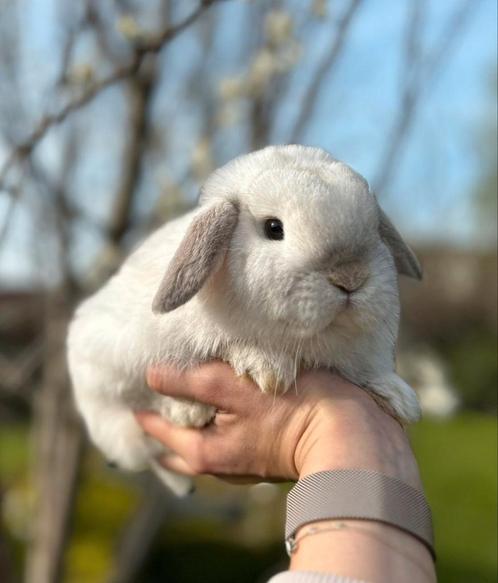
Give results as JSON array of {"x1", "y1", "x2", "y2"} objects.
[{"x1": 152, "y1": 145, "x2": 421, "y2": 341}]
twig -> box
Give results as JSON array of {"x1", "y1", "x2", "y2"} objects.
[
  {"x1": 288, "y1": 0, "x2": 363, "y2": 144},
  {"x1": 373, "y1": 0, "x2": 477, "y2": 194},
  {"x1": 107, "y1": 61, "x2": 157, "y2": 245},
  {"x1": 0, "y1": 183, "x2": 19, "y2": 246},
  {"x1": 0, "y1": 0, "x2": 221, "y2": 196},
  {"x1": 109, "y1": 478, "x2": 171, "y2": 583}
]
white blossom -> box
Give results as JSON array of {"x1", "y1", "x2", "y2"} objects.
[
  {"x1": 192, "y1": 137, "x2": 214, "y2": 180},
  {"x1": 398, "y1": 349, "x2": 460, "y2": 418},
  {"x1": 248, "y1": 49, "x2": 277, "y2": 96},
  {"x1": 68, "y1": 64, "x2": 94, "y2": 87},
  {"x1": 116, "y1": 15, "x2": 141, "y2": 41},
  {"x1": 218, "y1": 76, "x2": 246, "y2": 101},
  {"x1": 265, "y1": 10, "x2": 294, "y2": 46}
]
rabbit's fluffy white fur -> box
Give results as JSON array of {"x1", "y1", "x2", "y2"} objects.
[{"x1": 67, "y1": 145, "x2": 422, "y2": 495}]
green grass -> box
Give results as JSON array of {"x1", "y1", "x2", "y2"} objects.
[
  {"x1": 0, "y1": 424, "x2": 29, "y2": 480},
  {"x1": 1, "y1": 415, "x2": 497, "y2": 582},
  {"x1": 410, "y1": 413, "x2": 497, "y2": 583},
  {"x1": 66, "y1": 455, "x2": 141, "y2": 583}
]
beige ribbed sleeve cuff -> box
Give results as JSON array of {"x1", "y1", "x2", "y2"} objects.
[{"x1": 268, "y1": 572, "x2": 368, "y2": 583}]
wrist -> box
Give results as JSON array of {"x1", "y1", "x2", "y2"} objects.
[{"x1": 293, "y1": 379, "x2": 422, "y2": 489}]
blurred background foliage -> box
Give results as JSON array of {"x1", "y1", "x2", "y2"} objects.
[{"x1": 0, "y1": 1, "x2": 496, "y2": 582}]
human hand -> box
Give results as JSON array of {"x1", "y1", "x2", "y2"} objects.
[
  {"x1": 135, "y1": 362, "x2": 421, "y2": 489},
  {"x1": 136, "y1": 363, "x2": 434, "y2": 582}
]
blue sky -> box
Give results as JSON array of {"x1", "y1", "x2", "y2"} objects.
[{"x1": 0, "y1": 0, "x2": 496, "y2": 286}]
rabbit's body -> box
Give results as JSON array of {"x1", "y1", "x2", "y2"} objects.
[{"x1": 67, "y1": 145, "x2": 422, "y2": 495}]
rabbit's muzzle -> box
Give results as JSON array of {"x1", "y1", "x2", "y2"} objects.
[{"x1": 327, "y1": 263, "x2": 369, "y2": 294}]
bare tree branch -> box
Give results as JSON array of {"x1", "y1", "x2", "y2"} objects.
[
  {"x1": 107, "y1": 60, "x2": 158, "y2": 245},
  {"x1": 0, "y1": 184, "x2": 20, "y2": 249},
  {"x1": 373, "y1": 0, "x2": 477, "y2": 194},
  {"x1": 24, "y1": 121, "x2": 83, "y2": 583},
  {"x1": 24, "y1": 298, "x2": 86, "y2": 583},
  {"x1": 108, "y1": 478, "x2": 170, "y2": 583},
  {"x1": 0, "y1": 0, "x2": 224, "y2": 197},
  {"x1": 0, "y1": 503, "x2": 17, "y2": 583},
  {"x1": 287, "y1": 0, "x2": 363, "y2": 144},
  {"x1": 0, "y1": 339, "x2": 43, "y2": 398}
]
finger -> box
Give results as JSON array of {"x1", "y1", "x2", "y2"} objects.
[
  {"x1": 214, "y1": 474, "x2": 263, "y2": 485},
  {"x1": 136, "y1": 411, "x2": 233, "y2": 475},
  {"x1": 146, "y1": 361, "x2": 255, "y2": 410},
  {"x1": 216, "y1": 474, "x2": 287, "y2": 484},
  {"x1": 157, "y1": 453, "x2": 197, "y2": 476},
  {"x1": 136, "y1": 411, "x2": 202, "y2": 461}
]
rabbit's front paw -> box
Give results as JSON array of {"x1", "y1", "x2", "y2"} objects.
[
  {"x1": 244, "y1": 362, "x2": 297, "y2": 395},
  {"x1": 160, "y1": 399, "x2": 215, "y2": 428},
  {"x1": 366, "y1": 373, "x2": 421, "y2": 423}
]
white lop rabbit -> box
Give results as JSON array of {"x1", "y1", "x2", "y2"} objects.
[{"x1": 67, "y1": 145, "x2": 422, "y2": 495}]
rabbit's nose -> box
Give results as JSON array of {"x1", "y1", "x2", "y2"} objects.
[{"x1": 327, "y1": 265, "x2": 369, "y2": 294}]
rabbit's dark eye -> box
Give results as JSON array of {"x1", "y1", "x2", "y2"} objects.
[{"x1": 264, "y1": 218, "x2": 284, "y2": 241}]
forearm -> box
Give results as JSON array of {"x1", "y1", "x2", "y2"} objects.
[
  {"x1": 289, "y1": 384, "x2": 436, "y2": 583},
  {"x1": 289, "y1": 519, "x2": 435, "y2": 583}
]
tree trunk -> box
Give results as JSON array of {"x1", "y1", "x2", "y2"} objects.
[
  {"x1": 24, "y1": 292, "x2": 85, "y2": 583},
  {"x1": 108, "y1": 478, "x2": 171, "y2": 583}
]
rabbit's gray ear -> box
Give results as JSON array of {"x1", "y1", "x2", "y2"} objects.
[
  {"x1": 152, "y1": 201, "x2": 239, "y2": 313},
  {"x1": 378, "y1": 207, "x2": 422, "y2": 280}
]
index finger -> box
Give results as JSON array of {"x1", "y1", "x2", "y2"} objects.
[{"x1": 146, "y1": 360, "x2": 255, "y2": 410}]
